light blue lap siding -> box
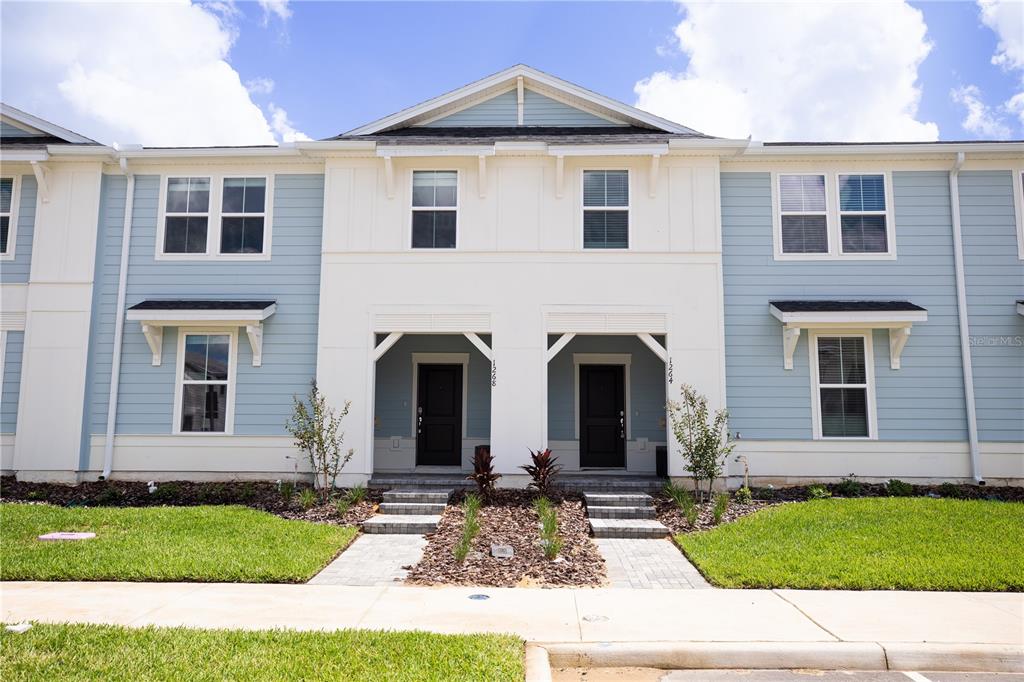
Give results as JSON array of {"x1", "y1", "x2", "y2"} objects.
[
  {"x1": 1, "y1": 331, "x2": 24, "y2": 432},
  {"x1": 721, "y1": 171, "x2": 967, "y2": 441},
  {"x1": 373, "y1": 334, "x2": 491, "y2": 439},
  {"x1": 958, "y1": 171, "x2": 1024, "y2": 442},
  {"x1": 85, "y1": 173, "x2": 324, "y2": 441},
  {"x1": 1, "y1": 175, "x2": 36, "y2": 284},
  {"x1": 547, "y1": 335, "x2": 666, "y2": 442},
  {"x1": 425, "y1": 89, "x2": 620, "y2": 127}
]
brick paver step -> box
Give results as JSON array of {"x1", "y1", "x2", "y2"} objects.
[
  {"x1": 362, "y1": 514, "x2": 441, "y2": 535},
  {"x1": 584, "y1": 492, "x2": 655, "y2": 508},
  {"x1": 589, "y1": 517, "x2": 669, "y2": 539},
  {"x1": 586, "y1": 504, "x2": 656, "y2": 519},
  {"x1": 378, "y1": 502, "x2": 447, "y2": 515},
  {"x1": 381, "y1": 489, "x2": 453, "y2": 504}
]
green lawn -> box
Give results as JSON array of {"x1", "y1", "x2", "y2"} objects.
[
  {"x1": 0, "y1": 623, "x2": 523, "y2": 682},
  {"x1": 677, "y1": 497, "x2": 1024, "y2": 591},
  {"x1": 1, "y1": 503, "x2": 357, "y2": 583}
]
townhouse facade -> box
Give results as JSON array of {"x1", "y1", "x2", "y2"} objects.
[{"x1": 1, "y1": 66, "x2": 1021, "y2": 487}]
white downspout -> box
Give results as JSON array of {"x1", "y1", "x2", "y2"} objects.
[
  {"x1": 949, "y1": 151, "x2": 983, "y2": 484},
  {"x1": 100, "y1": 155, "x2": 134, "y2": 480}
]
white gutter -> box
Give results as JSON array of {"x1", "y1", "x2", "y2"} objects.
[
  {"x1": 100, "y1": 154, "x2": 135, "y2": 480},
  {"x1": 742, "y1": 141, "x2": 1024, "y2": 156},
  {"x1": 949, "y1": 151, "x2": 983, "y2": 484}
]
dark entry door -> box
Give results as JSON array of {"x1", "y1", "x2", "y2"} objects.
[
  {"x1": 416, "y1": 364, "x2": 463, "y2": 466},
  {"x1": 579, "y1": 364, "x2": 626, "y2": 468}
]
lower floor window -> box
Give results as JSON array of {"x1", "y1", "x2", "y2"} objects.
[
  {"x1": 815, "y1": 335, "x2": 870, "y2": 438},
  {"x1": 178, "y1": 332, "x2": 232, "y2": 433}
]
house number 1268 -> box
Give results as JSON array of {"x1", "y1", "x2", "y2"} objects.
[{"x1": 491, "y1": 361, "x2": 497, "y2": 387}]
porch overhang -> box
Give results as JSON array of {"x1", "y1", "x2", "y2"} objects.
[
  {"x1": 769, "y1": 300, "x2": 928, "y2": 371},
  {"x1": 126, "y1": 300, "x2": 276, "y2": 367}
]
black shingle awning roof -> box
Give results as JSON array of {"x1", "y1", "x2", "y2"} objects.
[
  {"x1": 770, "y1": 300, "x2": 926, "y2": 313},
  {"x1": 128, "y1": 300, "x2": 275, "y2": 311}
]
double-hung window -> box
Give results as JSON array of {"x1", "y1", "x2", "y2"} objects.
[
  {"x1": 177, "y1": 332, "x2": 233, "y2": 433},
  {"x1": 221, "y1": 177, "x2": 267, "y2": 254},
  {"x1": 779, "y1": 174, "x2": 828, "y2": 254},
  {"x1": 1, "y1": 176, "x2": 17, "y2": 257},
  {"x1": 164, "y1": 177, "x2": 211, "y2": 254},
  {"x1": 838, "y1": 174, "x2": 888, "y2": 254},
  {"x1": 814, "y1": 335, "x2": 871, "y2": 438},
  {"x1": 583, "y1": 170, "x2": 629, "y2": 249},
  {"x1": 411, "y1": 171, "x2": 457, "y2": 248}
]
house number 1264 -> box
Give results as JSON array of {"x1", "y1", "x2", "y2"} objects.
[{"x1": 667, "y1": 357, "x2": 674, "y2": 384}]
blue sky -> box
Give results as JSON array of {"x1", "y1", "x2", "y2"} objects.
[{"x1": 3, "y1": 1, "x2": 1022, "y2": 145}]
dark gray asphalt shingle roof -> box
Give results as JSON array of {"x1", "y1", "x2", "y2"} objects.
[
  {"x1": 128, "y1": 300, "x2": 276, "y2": 311},
  {"x1": 770, "y1": 300, "x2": 927, "y2": 313}
]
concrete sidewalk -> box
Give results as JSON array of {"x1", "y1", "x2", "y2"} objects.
[{"x1": 3, "y1": 582, "x2": 1021, "y2": 648}]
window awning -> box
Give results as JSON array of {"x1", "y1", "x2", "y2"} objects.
[
  {"x1": 769, "y1": 300, "x2": 927, "y2": 371},
  {"x1": 126, "y1": 300, "x2": 276, "y2": 367}
]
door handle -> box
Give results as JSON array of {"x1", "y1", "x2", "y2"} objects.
[{"x1": 619, "y1": 414, "x2": 625, "y2": 439}]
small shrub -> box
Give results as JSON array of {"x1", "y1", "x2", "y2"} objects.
[
  {"x1": 667, "y1": 384, "x2": 734, "y2": 502},
  {"x1": 151, "y1": 482, "x2": 182, "y2": 503},
  {"x1": 197, "y1": 483, "x2": 228, "y2": 504},
  {"x1": 344, "y1": 484, "x2": 367, "y2": 506},
  {"x1": 938, "y1": 482, "x2": 966, "y2": 499},
  {"x1": 734, "y1": 486, "x2": 753, "y2": 505},
  {"x1": 287, "y1": 380, "x2": 354, "y2": 503},
  {"x1": 756, "y1": 485, "x2": 777, "y2": 501},
  {"x1": 521, "y1": 448, "x2": 562, "y2": 494},
  {"x1": 298, "y1": 488, "x2": 318, "y2": 511},
  {"x1": 453, "y1": 493, "x2": 482, "y2": 563},
  {"x1": 807, "y1": 484, "x2": 832, "y2": 500},
  {"x1": 712, "y1": 492, "x2": 729, "y2": 524},
  {"x1": 467, "y1": 446, "x2": 501, "y2": 498},
  {"x1": 236, "y1": 482, "x2": 257, "y2": 503},
  {"x1": 25, "y1": 490, "x2": 44, "y2": 501},
  {"x1": 94, "y1": 486, "x2": 125, "y2": 506},
  {"x1": 887, "y1": 479, "x2": 914, "y2": 497},
  {"x1": 334, "y1": 498, "x2": 350, "y2": 517},
  {"x1": 279, "y1": 481, "x2": 295, "y2": 503},
  {"x1": 664, "y1": 482, "x2": 698, "y2": 526},
  {"x1": 835, "y1": 475, "x2": 862, "y2": 497},
  {"x1": 534, "y1": 497, "x2": 562, "y2": 560}
]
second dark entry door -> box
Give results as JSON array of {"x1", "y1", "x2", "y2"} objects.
[
  {"x1": 579, "y1": 364, "x2": 626, "y2": 468},
  {"x1": 415, "y1": 364, "x2": 463, "y2": 466}
]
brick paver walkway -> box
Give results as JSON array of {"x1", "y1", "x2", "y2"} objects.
[
  {"x1": 596, "y1": 538, "x2": 712, "y2": 589},
  {"x1": 308, "y1": 535, "x2": 426, "y2": 586}
]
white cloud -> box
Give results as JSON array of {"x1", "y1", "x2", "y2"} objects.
[
  {"x1": 951, "y1": 85, "x2": 1012, "y2": 138},
  {"x1": 976, "y1": 0, "x2": 1024, "y2": 130},
  {"x1": 634, "y1": 1, "x2": 939, "y2": 141},
  {"x1": 258, "y1": 0, "x2": 292, "y2": 25},
  {"x1": 0, "y1": 1, "x2": 305, "y2": 146},
  {"x1": 246, "y1": 77, "x2": 276, "y2": 95},
  {"x1": 269, "y1": 103, "x2": 312, "y2": 143}
]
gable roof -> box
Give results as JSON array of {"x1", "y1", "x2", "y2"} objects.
[
  {"x1": 1, "y1": 103, "x2": 98, "y2": 145},
  {"x1": 339, "y1": 64, "x2": 705, "y2": 138}
]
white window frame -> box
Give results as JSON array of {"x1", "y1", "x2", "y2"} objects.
[
  {"x1": 836, "y1": 172, "x2": 896, "y2": 259},
  {"x1": 770, "y1": 171, "x2": 896, "y2": 261},
  {"x1": 172, "y1": 328, "x2": 238, "y2": 435},
  {"x1": 409, "y1": 169, "x2": 459, "y2": 250},
  {"x1": 572, "y1": 353, "x2": 632, "y2": 441},
  {"x1": 808, "y1": 330, "x2": 878, "y2": 441},
  {"x1": 581, "y1": 168, "x2": 631, "y2": 251},
  {"x1": 0, "y1": 174, "x2": 21, "y2": 261},
  {"x1": 1012, "y1": 167, "x2": 1024, "y2": 260},
  {"x1": 156, "y1": 174, "x2": 273, "y2": 261},
  {"x1": 775, "y1": 173, "x2": 829, "y2": 258},
  {"x1": 409, "y1": 352, "x2": 470, "y2": 440}
]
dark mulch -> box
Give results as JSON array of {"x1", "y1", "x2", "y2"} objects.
[
  {"x1": 406, "y1": 489, "x2": 605, "y2": 588},
  {"x1": 0, "y1": 476, "x2": 380, "y2": 526},
  {"x1": 655, "y1": 494, "x2": 781, "y2": 535},
  {"x1": 749, "y1": 482, "x2": 1024, "y2": 503}
]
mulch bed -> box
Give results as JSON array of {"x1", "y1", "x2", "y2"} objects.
[
  {"x1": 655, "y1": 494, "x2": 780, "y2": 535},
  {"x1": 0, "y1": 476, "x2": 381, "y2": 526},
  {"x1": 405, "y1": 489, "x2": 605, "y2": 588}
]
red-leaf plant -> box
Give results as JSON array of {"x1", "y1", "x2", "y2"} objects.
[
  {"x1": 467, "y1": 445, "x2": 501, "y2": 499},
  {"x1": 521, "y1": 448, "x2": 563, "y2": 495}
]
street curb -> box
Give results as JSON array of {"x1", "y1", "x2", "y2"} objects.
[
  {"x1": 539, "y1": 641, "x2": 1024, "y2": 673},
  {"x1": 524, "y1": 644, "x2": 553, "y2": 682},
  {"x1": 881, "y1": 642, "x2": 1024, "y2": 673}
]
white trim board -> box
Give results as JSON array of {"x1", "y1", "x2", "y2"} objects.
[
  {"x1": 409, "y1": 352, "x2": 471, "y2": 441},
  {"x1": 572, "y1": 353, "x2": 632, "y2": 441}
]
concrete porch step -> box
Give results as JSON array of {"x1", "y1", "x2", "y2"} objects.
[
  {"x1": 378, "y1": 502, "x2": 447, "y2": 515},
  {"x1": 586, "y1": 505, "x2": 656, "y2": 520},
  {"x1": 382, "y1": 489, "x2": 452, "y2": 504},
  {"x1": 584, "y1": 492, "x2": 655, "y2": 508},
  {"x1": 362, "y1": 514, "x2": 441, "y2": 535},
  {"x1": 589, "y1": 518, "x2": 670, "y2": 539},
  {"x1": 369, "y1": 475, "x2": 473, "y2": 490},
  {"x1": 556, "y1": 477, "x2": 665, "y2": 494}
]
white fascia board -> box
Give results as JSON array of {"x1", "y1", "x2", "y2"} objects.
[
  {"x1": 547, "y1": 143, "x2": 669, "y2": 157},
  {"x1": 669, "y1": 138, "x2": 750, "y2": 151},
  {"x1": 744, "y1": 142, "x2": 1024, "y2": 156},
  {"x1": 294, "y1": 140, "x2": 377, "y2": 152},
  {"x1": 0, "y1": 149, "x2": 49, "y2": 162},
  {"x1": 117, "y1": 147, "x2": 301, "y2": 159},
  {"x1": 376, "y1": 145, "x2": 496, "y2": 158},
  {"x1": 493, "y1": 141, "x2": 549, "y2": 154},
  {"x1": 769, "y1": 305, "x2": 928, "y2": 326},
  {"x1": 46, "y1": 144, "x2": 115, "y2": 159},
  {"x1": 345, "y1": 64, "x2": 697, "y2": 136},
  {"x1": 1, "y1": 104, "x2": 97, "y2": 144},
  {"x1": 126, "y1": 304, "x2": 276, "y2": 324}
]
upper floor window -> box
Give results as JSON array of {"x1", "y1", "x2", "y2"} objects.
[
  {"x1": 164, "y1": 177, "x2": 210, "y2": 254},
  {"x1": 159, "y1": 175, "x2": 272, "y2": 259},
  {"x1": 583, "y1": 170, "x2": 629, "y2": 249},
  {"x1": 839, "y1": 174, "x2": 888, "y2": 254},
  {"x1": 411, "y1": 170, "x2": 457, "y2": 248},
  {"x1": 1, "y1": 176, "x2": 19, "y2": 258},
  {"x1": 779, "y1": 174, "x2": 827, "y2": 254}
]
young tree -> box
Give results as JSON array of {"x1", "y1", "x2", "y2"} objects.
[
  {"x1": 667, "y1": 384, "x2": 734, "y2": 502},
  {"x1": 286, "y1": 380, "x2": 354, "y2": 503}
]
